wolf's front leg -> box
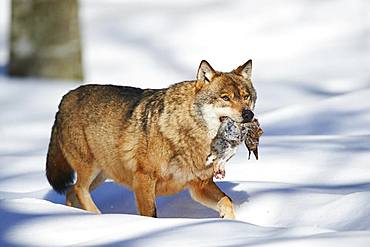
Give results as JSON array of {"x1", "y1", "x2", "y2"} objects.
[
  {"x1": 133, "y1": 172, "x2": 157, "y2": 217},
  {"x1": 189, "y1": 179, "x2": 235, "y2": 219}
]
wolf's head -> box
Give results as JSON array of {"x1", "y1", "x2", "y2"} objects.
[{"x1": 194, "y1": 60, "x2": 257, "y2": 138}]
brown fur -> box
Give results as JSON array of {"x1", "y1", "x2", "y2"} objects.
[{"x1": 46, "y1": 60, "x2": 256, "y2": 219}]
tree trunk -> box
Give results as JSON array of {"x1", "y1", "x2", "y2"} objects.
[{"x1": 8, "y1": 0, "x2": 83, "y2": 80}]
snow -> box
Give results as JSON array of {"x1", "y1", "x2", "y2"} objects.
[{"x1": 1, "y1": 0, "x2": 370, "y2": 246}]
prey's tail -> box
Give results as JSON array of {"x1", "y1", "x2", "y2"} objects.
[{"x1": 46, "y1": 116, "x2": 75, "y2": 194}]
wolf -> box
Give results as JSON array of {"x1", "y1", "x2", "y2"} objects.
[{"x1": 46, "y1": 60, "x2": 257, "y2": 219}]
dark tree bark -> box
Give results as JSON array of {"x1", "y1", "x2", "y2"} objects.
[{"x1": 8, "y1": 0, "x2": 83, "y2": 80}]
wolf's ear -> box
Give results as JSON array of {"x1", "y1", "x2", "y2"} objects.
[
  {"x1": 197, "y1": 60, "x2": 216, "y2": 84},
  {"x1": 234, "y1": 59, "x2": 252, "y2": 80}
]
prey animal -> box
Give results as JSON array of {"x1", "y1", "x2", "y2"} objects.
[
  {"x1": 207, "y1": 118, "x2": 263, "y2": 179},
  {"x1": 46, "y1": 59, "x2": 257, "y2": 219}
]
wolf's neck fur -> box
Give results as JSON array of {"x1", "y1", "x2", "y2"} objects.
[
  {"x1": 198, "y1": 104, "x2": 222, "y2": 139},
  {"x1": 157, "y1": 81, "x2": 212, "y2": 147},
  {"x1": 153, "y1": 81, "x2": 213, "y2": 174}
]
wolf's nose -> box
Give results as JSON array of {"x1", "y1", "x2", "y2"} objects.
[{"x1": 242, "y1": 108, "x2": 254, "y2": 122}]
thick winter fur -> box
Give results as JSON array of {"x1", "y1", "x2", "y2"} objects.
[{"x1": 46, "y1": 60, "x2": 256, "y2": 219}]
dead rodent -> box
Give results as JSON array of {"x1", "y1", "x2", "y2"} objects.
[
  {"x1": 244, "y1": 118, "x2": 263, "y2": 160},
  {"x1": 206, "y1": 117, "x2": 263, "y2": 179}
]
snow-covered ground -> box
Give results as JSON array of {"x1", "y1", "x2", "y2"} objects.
[{"x1": 1, "y1": 0, "x2": 370, "y2": 246}]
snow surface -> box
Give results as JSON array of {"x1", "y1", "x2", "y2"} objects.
[{"x1": 1, "y1": 0, "x2": 370, "y2": 246}]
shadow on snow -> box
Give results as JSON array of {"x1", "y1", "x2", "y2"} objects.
[{"x1": 43, "y1": 181, "x2": 250, "y2": 218}]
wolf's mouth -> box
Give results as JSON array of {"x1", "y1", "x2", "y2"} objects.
[
  {"x1": 241, "y1": 118, "x2": 253, "y2": 123},
  {"x1": 219, "y1": 116, "x2": 229, "y2": 122},
  {"x1": 219, "y1": 116, "x2": 242, "y2": 123}
]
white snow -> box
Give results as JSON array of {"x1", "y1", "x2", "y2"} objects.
[{"x1": 1, "y1": 0, "x2": 370, "y2": 246}]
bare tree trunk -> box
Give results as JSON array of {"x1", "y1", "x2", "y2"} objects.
[{"x1": 8, "y1": 0, "x2": 83, "y2": 80}]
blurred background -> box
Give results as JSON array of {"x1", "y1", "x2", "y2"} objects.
[{"x1": 0, "y1": 0, "x2": 369, "y2": 142}]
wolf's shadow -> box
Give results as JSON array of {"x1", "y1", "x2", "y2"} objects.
[{"x1": 44, "y1": 181, "x2": 249, "y2": 218}]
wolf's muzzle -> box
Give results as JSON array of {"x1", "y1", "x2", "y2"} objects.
[{"x1": 242, "y1": 108, "x2": 254, "y2": 122}]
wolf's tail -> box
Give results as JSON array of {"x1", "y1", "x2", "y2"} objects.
[{"x1": 46, "y1": 115, "x2": 75, "y2": 194}]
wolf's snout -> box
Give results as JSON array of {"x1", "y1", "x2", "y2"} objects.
[{"x1": 242, "y1": 108, "x2": 254, "y2": 122}]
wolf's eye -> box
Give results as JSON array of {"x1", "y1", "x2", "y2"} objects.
[
  {"x1": 244, "y1": 95, "x2": 251, "y2": 101},
  {"x1": 221, "y1": 95, "x2": 230, "y2": 101}
]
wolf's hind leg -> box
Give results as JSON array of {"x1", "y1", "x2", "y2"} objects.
[
  {"x1": 133, "y1": 172, "x2": 157, "y2": 217},
  {"x1": 66, "y1": 188, "x2": 80, "y2": 208},
  {"x1": 66, "y1": 171, "x2": 105, "y2": 210},
  {"x1": 72, "y1": 167, "x2": 101, "y2": 214},
  {"x1": 89, "y1": 171, "x2": 107, "y2": 192},
  {"x1": 189, "y1": 179, "x2": 235, "y2": 219}
]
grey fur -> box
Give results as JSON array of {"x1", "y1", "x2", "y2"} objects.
[{"x1": 206, "y1": 117, "x2": 250, "y2": 178}]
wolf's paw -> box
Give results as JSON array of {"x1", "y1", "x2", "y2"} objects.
[{"x1": 217, "y1": 196, "x2": 235, "y2": 220}]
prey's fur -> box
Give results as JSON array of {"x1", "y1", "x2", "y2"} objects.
[
  {"x1": 46, "y1": 60, "x2": 257, "y2": 219},
  {"x1": 206, "y1": 117, "x2": 250, "y2": 179}
]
